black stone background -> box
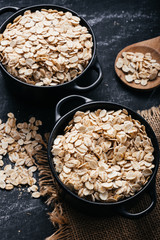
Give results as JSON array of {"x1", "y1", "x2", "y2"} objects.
[{"x1": 0, "y1": 0, "x2": 160, "y2": 239}]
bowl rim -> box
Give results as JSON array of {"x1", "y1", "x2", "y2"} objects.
[
  {"x1": 47, "y1": 100, "x2": 159, "y2": 206},
  {"x1": 0, "y1": 4, "x2": 97, "y2": 88}
]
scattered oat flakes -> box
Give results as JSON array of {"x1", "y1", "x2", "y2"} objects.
[
  {"x1": 32, "y1": 191, "x2": 41, "y2": 198},
  {"x1": 116, "y1": 51, "x2": 160, "y2": 86},
  {"x1": 0, "y1": 180, "x2": 6, "y2": 189},
  {"x1": 0, "y1": 160, "x2": 4, "y2": 167},
  {"x1": 0, "y1": 113, "x2": 44, "y2": 198},
  {"x1": 29, "y1": 185, "x2": 38, "y2": 192},
  {"x1": 0, "y1": 9, "x2": 93, "y2": 86},
  {"x1": 5, "y1": 183, "x2": 14, "y2": 190},
  {"x1": 52, "y1": 109, "x2": 154, "y2": 202}
]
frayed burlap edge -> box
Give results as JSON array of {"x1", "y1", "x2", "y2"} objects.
[
  {"x1": 35, "y1": 105, "x2": 160, "y2": 240},
  {"x1": 35, "y1": 150, "x2": 71, "y2": 240},
  {"x1": 137, "y1": 105, "x2": 160, "y2": 146}
]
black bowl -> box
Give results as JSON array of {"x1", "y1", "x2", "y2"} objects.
[
  {"x1": 0, "y1": 5, "x2": 102, "y2": 100},
  {"x1": 48, "y1": 95, "x2": 159, "y2": 218}
]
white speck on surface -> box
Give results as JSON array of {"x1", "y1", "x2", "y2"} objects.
[
  {"x1": 87, "y1": 11, "x2": 154, "y2": 26},
  {"x1": 97, "y1": 35, "x2": 121, "y2": 46},
  {"x1": 0, "y1": 205, "x2": 41, "y2": 220}
]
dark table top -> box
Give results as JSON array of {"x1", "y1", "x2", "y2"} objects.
[{"x1": 0, "y1": 0, "x2": 160, "y2": 239}]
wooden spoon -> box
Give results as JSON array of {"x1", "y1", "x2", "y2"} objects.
[{"x1": 115, "y1": 36, "x2": 160, "y2": 90}]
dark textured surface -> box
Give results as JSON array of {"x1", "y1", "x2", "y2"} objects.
[{"x1": 0, "y1": 0, "x2": 160, "y2": 239}]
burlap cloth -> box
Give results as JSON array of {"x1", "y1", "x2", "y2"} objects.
[{"x1": 36, "y1": 105, "x2": 160, "y2": 240}]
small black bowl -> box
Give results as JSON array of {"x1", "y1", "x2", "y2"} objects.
[
  {"x1": 48, "y1": 95, "x2": 159, "y2": 218},
  {"x1": 0, "y1": 5, "x2": 102, "y2": 100}
]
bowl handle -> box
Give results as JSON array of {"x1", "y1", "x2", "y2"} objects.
[
  {"x1": 72, "y1": 58, "x2": 103, "y2": 91},
  {"x1": 0, "y1": 6, "x2": 19, "y2": 15},
  {"x1": 55, "y1": 95, "x2": 91, "y2": 122},
  {"x1": 118, "y1": 182, "x2": 157, "y2": 219}
]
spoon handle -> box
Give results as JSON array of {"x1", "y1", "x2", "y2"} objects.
[{"x1": 136, "y1": 36, "x2": 160, "y2": 54}]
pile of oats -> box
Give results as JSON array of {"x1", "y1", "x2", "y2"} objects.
[
  {"x1": 52, "y1": 109, "x2": 154, "y2": 202},
  {"x1": 0, "y1": 113, "x2": 44, "y2": 198},
  {"x1": 0, "y1": 9, "x2": 93, "y2": 86},
  {"x1": 116, "y1": 52, "x2": 160, "y2": 86}
]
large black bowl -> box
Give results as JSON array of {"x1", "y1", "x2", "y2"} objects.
[
  {"x1": 48, "y1": 95, "x2": 159, "y2": 218},
  {"x1": 0, "y1": 5, "x2": 102, "y2": 100}
]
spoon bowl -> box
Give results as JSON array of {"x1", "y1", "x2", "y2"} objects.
[{"x1": 115, "y1": 36, "x2": 160, "y2": 90}]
